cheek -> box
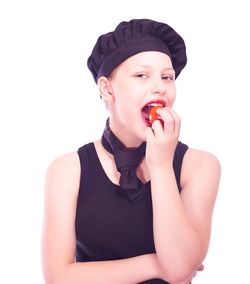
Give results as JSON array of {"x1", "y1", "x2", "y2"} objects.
[
  {"x1": 116, "y1": 97, "x2": 135, "y2": 116},
  {"x1": 168, "y1": 86, "x2": 176, "y2": 106},
  {"x1": 170, "y1": 94, "x2": 176, "y2": 106},
  {"x1": 114, "y1": 84, "x2": 139, "y2": 108},
  {"x1": 115, "y1": 94, "x2": 139, "y2": 124}
]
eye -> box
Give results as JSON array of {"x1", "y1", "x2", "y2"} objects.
[
  {"x1": 162, "y1": 74, "x2": 175, "y2": 81},
  {"x1": 135, "y1": 73, "x2": 148, "y2": 79}
]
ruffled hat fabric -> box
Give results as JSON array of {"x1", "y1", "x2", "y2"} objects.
[{"x1": 87, "y1": 18, "x2": 187, "y2": 83}]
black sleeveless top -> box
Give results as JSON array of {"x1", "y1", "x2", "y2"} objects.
[{"x1": 75, "y1": 141, "x2": 188, "y2": 283}]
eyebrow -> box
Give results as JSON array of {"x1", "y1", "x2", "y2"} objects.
[{"x1": 134, "y1": 65, "x2": 174, "y2": 71}]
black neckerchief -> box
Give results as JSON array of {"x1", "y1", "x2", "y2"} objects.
[{"x1": 101, "y1": 119, "x2": 149, "y2": 201}]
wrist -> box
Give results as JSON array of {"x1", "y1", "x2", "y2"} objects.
[{"x1": 149, "y1": 164, "x2": 174, "y2": 178}]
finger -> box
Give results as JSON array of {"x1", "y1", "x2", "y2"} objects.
[
  {"x1": 197, "y1": 263, "x2": 204, "y2": 271},
  {"x1": 156, "y1": 107, "x2": 175, "y2": 133},
  {"x1": 151, "y1": 119, "x2": 164, "y2": 136},
  {"x1": 164, "y1": 107, "x2": 181, "y2": 135},
  {"x1": 145, "y1": 126, "x2": 154, "y2": 141}
]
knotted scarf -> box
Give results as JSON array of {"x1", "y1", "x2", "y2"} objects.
[{"x1": 101, "y1": 119, "x2": 149, "y2": 201}]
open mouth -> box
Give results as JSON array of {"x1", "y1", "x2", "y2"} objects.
[{"x1": 141, "y1": 102, "x2": 165, "y2": 126}]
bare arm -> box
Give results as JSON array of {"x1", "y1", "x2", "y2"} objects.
[
  {"x1": 151, "y1": 149, "x2": 220, "y2": 283},
  {"x1": 41, "y1": 152, "x2": 164, "y2": 284},
  {"x1": 145, "y1": 110, "x2": 221, "y2": 283}
]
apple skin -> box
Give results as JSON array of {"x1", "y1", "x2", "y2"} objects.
[{"x1": 148, "y1": 106, "x2": 164, "y2": 127}]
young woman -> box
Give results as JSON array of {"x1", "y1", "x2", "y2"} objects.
[{"x1": 42, "y1": 19, "x2": 221, "y2": 284}]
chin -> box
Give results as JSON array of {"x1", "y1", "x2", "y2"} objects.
[{"x1": 136, "y1": 125, "x2": 147, "y2": 142}]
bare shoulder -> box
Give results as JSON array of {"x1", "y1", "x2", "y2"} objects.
[
  {"x1": 181, "y1": 148, "x2": 221, "y2": 192},
  {"x1": 46, "y1": 151, "x2": 80, "y2": 173},
  {"x1": 183, "y1": 148, "x2": 221, "y2": 174},
  {"x1": 45, "y1": 151, "x2": 81, "y2": 196}
]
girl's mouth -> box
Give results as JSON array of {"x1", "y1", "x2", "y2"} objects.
[{"x1": 141, "y1": 101, "x2": 165, "y2": 126}]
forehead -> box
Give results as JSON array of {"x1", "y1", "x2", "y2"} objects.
[{"x1": 119, "y1": 51, "x2": 173, "y2": 69}]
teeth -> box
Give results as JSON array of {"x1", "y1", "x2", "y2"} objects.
[
  {"x1": 149, "y1": 103, "x2": 162, "y2": 106},
  {"x1": 145, "y1": 103, "x2": 163, "y2": 109}
]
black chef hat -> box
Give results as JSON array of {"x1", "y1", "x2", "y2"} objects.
[{"x1": 87, "y1": 19, "x2": 187, "y2": 83}]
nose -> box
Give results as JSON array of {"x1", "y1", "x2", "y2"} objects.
[
  {"x1": 150, "y1": 75, "x2": 167, "y2": 95},
  {"x1": 151, "y1": 86, "x2": 166, "y2": 96}
]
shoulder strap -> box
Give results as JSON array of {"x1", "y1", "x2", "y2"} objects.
[
  {"x1": 173, "y1": 141, "x2": 188, "y2": 192},
  {"x1": 76, "y1": 143, "x2": 94, "y2": 207}
]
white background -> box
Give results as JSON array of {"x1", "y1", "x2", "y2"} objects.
[{"x1": 0, "y1": 0, "x2": 249, "y2": 283}]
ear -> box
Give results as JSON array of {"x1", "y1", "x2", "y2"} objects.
[{"x1": 97, "y1": 76, "x2": 115, "y2": 103}]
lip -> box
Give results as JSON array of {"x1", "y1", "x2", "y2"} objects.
[{"x1": 142, "y1": 99, "x2": 167, "y2": 109}]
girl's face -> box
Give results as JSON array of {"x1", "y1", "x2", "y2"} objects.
[{"x1": 107, "y1": 51, "x2": 176, "y2": 146}]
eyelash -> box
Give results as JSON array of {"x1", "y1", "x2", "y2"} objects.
[
  {"x1": 162, "y1": 75, "x2": 175, "y2": 81},
  {"x1": 135, "y1": 73, "x2": 174, "y2": 81},
  {"x1": 135, "y1": 73, "x2": 147, "y2": 79}
]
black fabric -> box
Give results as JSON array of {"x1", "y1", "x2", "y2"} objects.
[
  {"x1": 101, "y1": 119, "x2": 147, "y2": 201},
  {"x1": 75, "y1": 141, "x2": 188, "y2": 283},
  {"x1": 87, "y1": 18, "x2": 187, "y2": 83}
]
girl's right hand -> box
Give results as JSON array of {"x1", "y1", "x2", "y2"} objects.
[
  {"x1": 170, "y1": 264, "x2": 204, "y2": 284},
  {"x1": 161, "y1": 264, "x2": 204, "y2": 284},
  {"x1": 144, "y1": 107, "x2": 181, "y2": 173}
]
